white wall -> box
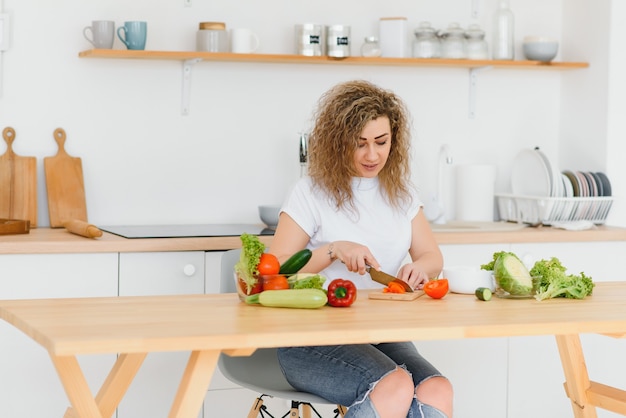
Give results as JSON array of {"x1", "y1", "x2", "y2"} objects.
[{"x1": 3, "y1": 0, "x2": 618, "y2": 228}]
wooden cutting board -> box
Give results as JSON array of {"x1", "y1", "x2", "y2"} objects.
[
  {"x1": 368, "y1": 290, "x2": 425, "y2": 301},
  {"x1": 44, "y1": 128, "x2": 87, "y2": 228},
  {"x1": 0, "y1": 127, "x2": 38, "y2": 227}
]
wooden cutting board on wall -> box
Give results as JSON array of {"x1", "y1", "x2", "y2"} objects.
[
  {"x1": 0, "y1": 127, "x2": 38, "y2": 227},
  {"x1": 44, "y1": 128, "x2": 87, "y2": 228}
]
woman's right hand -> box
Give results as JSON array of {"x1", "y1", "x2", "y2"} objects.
[{"x1": 330, "y1": 241, "x2": 380, "y2": 275}]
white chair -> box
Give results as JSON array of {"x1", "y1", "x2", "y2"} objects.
[{"x1": 218, "y1": 249, "x2": 347, "y2": 418}]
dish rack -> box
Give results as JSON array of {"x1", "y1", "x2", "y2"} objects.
[{"x1": 496, "y1": 194, "x2": 614, "y2": 225}]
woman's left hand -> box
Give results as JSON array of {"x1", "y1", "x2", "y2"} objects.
[{"x1": 396, "y1": 264, "x2": 430, "y2": 291}]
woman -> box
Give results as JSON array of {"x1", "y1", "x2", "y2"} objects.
[{"x1": 270, "y1": 80, "x2": 453, "y2": 418}]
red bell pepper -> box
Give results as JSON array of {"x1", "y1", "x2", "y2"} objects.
[{"x1": 327, "y1": 278, "x2": 357, "y2": 307}]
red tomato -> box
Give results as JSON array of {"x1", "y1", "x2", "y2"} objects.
[
  {"x1": 424, "y1": 279, "x2": 449, "y2": 299},
  {"x1": 262, "y1": 275, "x2": 289, "y2": 291},
  {"x1": 237, "y1": 275, "x2": 263, "y2": 297},
  {"x1": 257, "y1": 253, "x2": 280, "y2": 275}
]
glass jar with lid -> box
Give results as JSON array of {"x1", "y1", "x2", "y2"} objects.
[
  {"x1": 361, "y1": 36, "x2": 382, "y2": 57},
  {"x1": 439, "y1": 22, "x2": 467, "y2": 59},
  {"x1": 412, "y1": 21, "x2": 441, "y2": 58},
  {"x1": 465, "y1": 24, "x2": 488, "y2": 60}
]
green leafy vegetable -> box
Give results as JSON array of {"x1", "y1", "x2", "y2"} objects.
[
  {"x1": 531, "y1": 257, "x2": 594, "y2": 301},
  {"x1": 234, "y1": 233, "x2": 266, "y2": 294},
  {"x1": 493, "y1": 252, "x2": 534, "y2": 296},
  {"x1": 481, "y1": 251, "x2": 510, "y2": 271},
  {"x1": 287, "y1": 273, "x2": 326, "y2": 290}
]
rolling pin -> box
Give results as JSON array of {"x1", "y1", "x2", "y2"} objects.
[{"x1": 62, "y1": 219, "x2": 103, "y2": 239}]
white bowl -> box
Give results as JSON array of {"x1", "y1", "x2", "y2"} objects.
[
  {"x1": 442, "y1": 266, "x2": 495, "y2": 294},
  {"x1": 258, "y1": 205, "x2": 281, "y2": 229},
  {"x1": 522, "y1": 37, "x2": 558, "y2": 62}
]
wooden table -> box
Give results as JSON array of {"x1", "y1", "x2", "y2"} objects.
[{"x1": 1, "y1": 283, "x2": 626, "y2": 418}]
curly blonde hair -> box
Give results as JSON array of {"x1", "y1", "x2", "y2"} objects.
[{"x1": 307, "y1": 80, "x2": 413, "y2": 211}]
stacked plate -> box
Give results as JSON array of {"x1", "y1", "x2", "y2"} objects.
[
  {"x1": 562, "y1": 170, "x2": 612, "y2": 197},
  {"x1": 511, "y1": 148, "x2": 612, "y2": 198}
]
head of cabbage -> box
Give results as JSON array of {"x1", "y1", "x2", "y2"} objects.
[{"x1": 493, "y1": 252, "x2": 534, "y2": 296}]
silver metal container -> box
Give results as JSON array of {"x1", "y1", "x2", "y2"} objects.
[
  {"x1": 295, "y1": 23, "x2": 324, "y2": 56},
  {"x1": 326, "y1": 25, "x2": 350, "y2": 57}
]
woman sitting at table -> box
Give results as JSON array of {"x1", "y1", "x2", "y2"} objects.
[{"x1": 269, "y1": 80, "x2": 453, "y2": 418}]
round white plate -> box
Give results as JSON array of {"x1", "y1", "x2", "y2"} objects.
[
  {"x1": 561, "y1": 173, "x2": 574, "y2": 197},
  {"x1": 511, "y1": 149, "x2": 551, "y2": 196}
]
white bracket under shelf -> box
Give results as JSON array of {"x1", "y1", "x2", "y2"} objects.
[
  {"x1": 468, "y1": 66, "x2": 492, "y2": 119},
  {"x1": 181, "y1": 58, "x2": 202, "y2": 115},
  {"x1": 471, "y1": 0, "x2": 479, "y2": 18}
]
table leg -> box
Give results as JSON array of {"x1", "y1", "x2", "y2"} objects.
[
  {"x1": 168, "y1": 350, "x2": 219, "y2": 418},
  {"x1": 51, "y1": 355, "x2": 104, "y2": 418},
  {"x1": 555, "y1": 334, "x2": 597, "y2": 418},
  {"x1": 53, "y1": 352, "x2": 147, "y2": 418}
]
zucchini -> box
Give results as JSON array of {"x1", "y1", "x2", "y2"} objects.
[
  {"x1": 475, "y1": 287, "x2": 493, "y2": 301},
  {"x1": 245, "y1": 289, "x2": 327, "y2": 309},
  {"x1": 279, "y1": 249, "x2": 313, "y2": 275}
]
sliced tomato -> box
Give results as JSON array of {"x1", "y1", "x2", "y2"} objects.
[
  {"x1": 424, "y1": 279, "x2": 449, "y2": 299},
  {"x1": 382, "y1": 282, "x2": 407, "y2": 294},
  {"x1": 257, "y1": 253, "x2": 280, "y2": 275}
]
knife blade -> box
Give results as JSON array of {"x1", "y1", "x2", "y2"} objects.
[{"x1": 367, "y1": 266, "x2": 413, "y2": 293}]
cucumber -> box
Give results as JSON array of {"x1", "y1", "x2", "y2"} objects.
[
  {"x1": 279, "y1": 249, "x2": 313, "y2": 275},
  {"x1": 245, "y1": 288, "x2": 327, "y2": 309},
  {"x1": 475, "y1": 287, "x2": 493, "y2": 301}
]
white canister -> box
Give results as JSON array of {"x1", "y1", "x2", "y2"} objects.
[
  {"x1": 295, "y1": 23, "x2": 324, "y2": 56},
  {"x1": 196, "y1": 22, "x2": 228, "y2": 52},
  {"x1": 326, "y1": 25, "x2": 350, "y2": 57},
  {"x1": 379, "y1": 17, "x2": 408, "y2": 57},
  {"x1": 455, "y1": 164, "x2": 497, "y2": 222}
]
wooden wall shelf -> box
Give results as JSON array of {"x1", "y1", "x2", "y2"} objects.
[{"x1": 79, "y1": 49, "x2": 589, "y2": 70}]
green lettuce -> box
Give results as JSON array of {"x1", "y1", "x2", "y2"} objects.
[
  {"x1": 531, "y1": 257, "x2": 594, "y2": 300},
  {"x1": 234, "y1": 233, "x2": 266, "y2": 293}
]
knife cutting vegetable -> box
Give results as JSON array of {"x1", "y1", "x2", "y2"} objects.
[{"x1": 367, "y1": 266, "x2": 413, "y2": 293}]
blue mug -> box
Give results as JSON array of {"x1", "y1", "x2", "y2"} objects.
[{"x1": 117, "y1": 21, "x2": 147, "y2": 50}]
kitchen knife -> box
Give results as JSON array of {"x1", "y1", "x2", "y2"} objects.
[{"x1": 367, "y1": 266, "x2": 413, "y2": 293}]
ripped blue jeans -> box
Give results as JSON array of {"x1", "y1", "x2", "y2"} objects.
[{"x1": 277, "y1": 342, "x2": 449, "y2": 418}]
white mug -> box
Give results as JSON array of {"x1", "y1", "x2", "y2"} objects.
[
  {"x1": 83, "y1": 20, "x2": 115, "y2": 49},
  {"x1": 230, "y1": 28, "x2": 259, "y2": 53}
]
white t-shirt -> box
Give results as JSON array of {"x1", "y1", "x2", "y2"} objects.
[{"x1": 282, "y1": 176, "x2": 423, "y2": 289}]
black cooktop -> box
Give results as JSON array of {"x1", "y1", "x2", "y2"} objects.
[{"x1": 99, "y1": 224, "x2": 274, "y2": 239}]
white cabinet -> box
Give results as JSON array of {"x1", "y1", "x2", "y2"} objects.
[
  {"x1": 117, "y1": 251, "x2": 205, "y2": 418},
  {"x1": 0, "y1": 253, "x2": 118, "y2": 418}
]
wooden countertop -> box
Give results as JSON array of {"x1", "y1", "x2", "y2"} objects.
[
  {"x1": 1, "y1": 282, "x2": 625, "y2": 355},
  {"x1": 0, "y1": 225, "x2": 625, "y2": 255}
]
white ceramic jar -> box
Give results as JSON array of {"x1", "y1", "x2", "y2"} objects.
[
  {"x1": 379, "y1": 17, "x2": 408, "y2": 57},
  {"x1": 196, "y1": 22, "x2": 228, "y2": 52}
]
